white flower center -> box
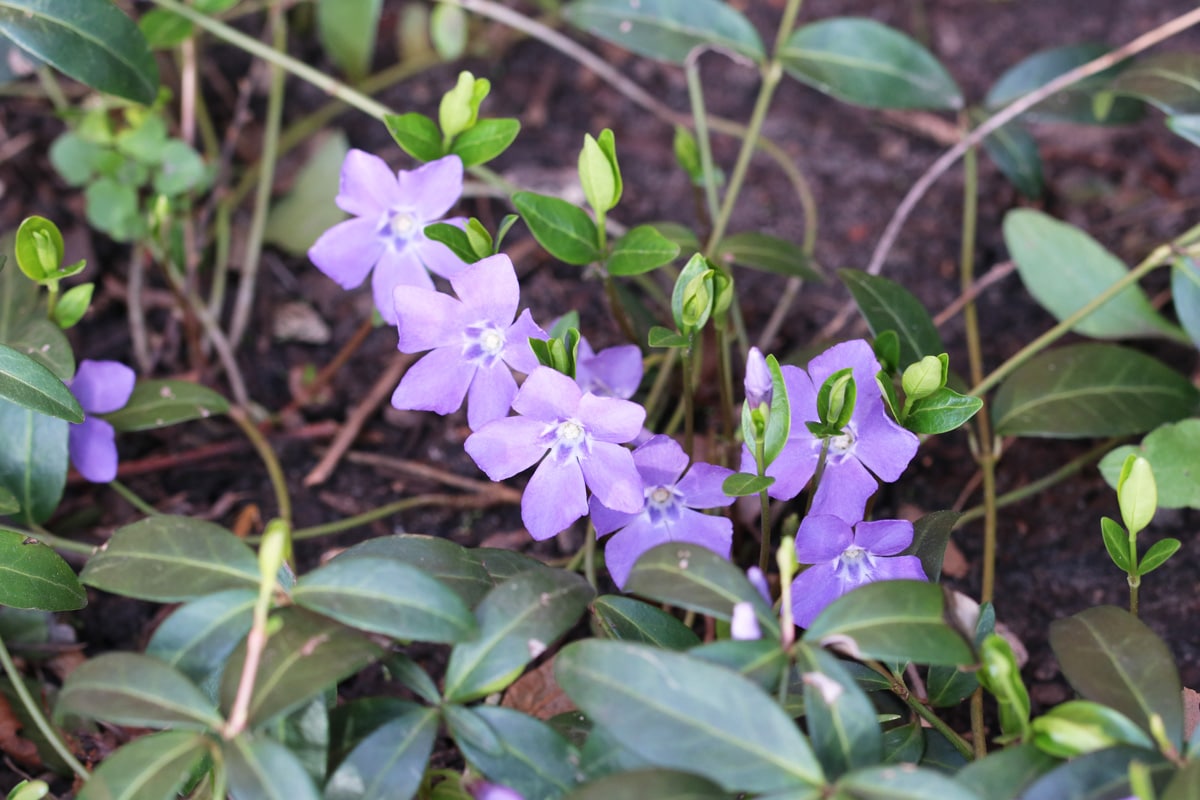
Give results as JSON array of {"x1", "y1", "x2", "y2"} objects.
[
  {"x1": 542, "y1": 417, "x2": 592, "y2": 462},
  {"x1": 645, "y1": 483, "x2": 682, "y2": 524},
  {"x1": 830, "y1": 430, "x2": 855, "y2": 453},
  {"x1": 650, "y1": 486, "x2": 672, "y2": 505},
  {"x1": 462, "y1": 323, "x2": 507, "y2": 367},
  {"x1": 386, "y1": 210, "x2": 418, "y2": 245},
  {"x1": 834, "y1": 544, "x2": 876, "y2": 584},
  {"x1": 558, "y1": 421, "x2": 585, "y2": 446}
]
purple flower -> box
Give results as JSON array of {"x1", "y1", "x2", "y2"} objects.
[
  {"x1": 744, "y1": 346, "x2": 772, "y2": 408},
  {"x1": 590, "y1": 435, "x2": 734, "y2": 588},
  {"x1": 791, "y1": 513, "x2": 927, "y2": 628},
  {"x1": 468, "y1": 781, "x2": 524, "y2": 800},
  {"x1": 67, "y1": 360, "x2": 135, "y2": 483},
  {"x1": 465, "y1": 367, "x2": 645, "y2": 540},
  {"x1": 741, "y1": 340, "x2": 919, "y2": 521},
  {"x1": 307, "y1": 150, "x2": 467, "y2": 324},
  {"x1": 575, "y1": 337, "x2": 643, "y2": 400},
  {"x1": 391, "y1": 253, "x2": 545, "y2": 430}
]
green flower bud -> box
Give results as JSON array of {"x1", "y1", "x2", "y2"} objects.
[{"x1": 1117, "y1": 454, "x2": 1157, "y2": 536}]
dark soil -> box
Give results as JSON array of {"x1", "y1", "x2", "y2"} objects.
[{"x1": 2, "y1": 0, "x2": 1200, "y2": 791}]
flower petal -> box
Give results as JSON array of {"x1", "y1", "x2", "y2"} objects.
[
  {"x1": 69, "y1": 417, "x2": 118, "y2": 483},
  {"x1": 791, "y1": 563, "x2": 842, "y2": 629},
  {"x1": 666, "y1": 509, "x2": 733, "y2": 556},
  {"x1": 465, "y1": 417, "x2": 548, "y2": 481},
  {"x1": 71, "y1": 360, "x2": 135, "y2": 414},
  {"x1": 411, "y1": 236, "x2": 468, "y2": 280},
  {"x1": 854, "y1": 518, "x2": 914, "y2": 556},
  {"x1": 467, "y1": 361, "x2": 518, "y2": 431},
  {"x1": 502, "y1": 309, "x2": 546, "y2": 375},
  {"x1": 580, "y1": 441, "x2": 642, "y2": 513},
  {"x1": 373, "y1": 248, "x2": 434, "y2": 325},
  {"x1": 630, "y1": 435, "x2": 688, "y2": 488},
  {"x1": 577, "y1": 344, "x2": 643, "y2": 399},
  {"x1": 450, "y1": 254, "x2": 518, "y2": 324},
  {"x1": 396, "y1": 155, "x2": 464, "y2": 220},
  {"x1": 603, "y1": 518, "x2": 668, "y2": 589},
  {"x1": 760, "y1": 440, "x2": 819, "y2": 502},
  {"x1": 391, "y1": 347, "x2": 474, "y2": 416},
  {"x1": 588, "y1": 493, "x2": 642, "y2": 536},
  {"x1": 512, "y1": 367, "x2": 581, "y2": 422},
  {"x1": 853, "y1": 404, "x2": 919, "y2": 482},
  {"x1": 395, "y1": 287, "x2": 465, "y2": 353},
  {"x1": 336, "y1": 149, "x2": 400, "y2": 216},
  {"x1": 577, "y1": 394, "x2": 644, "y2": 444},
  {"x1": 676, "y1": 462, "x2": 736, "y2": 509},
  {"x1": 871, "y1": 555, "x2": 928, "y2": 582},
  {"x1": 522, "y1": 455, "x2": 587, "y2": 540},
  {"x1": 794, "y1": 514, "x2": 853, "y2": 564},
  {"x1": 308, "y1": 217, "x2": 384, "y2": 290},
  {"x1": 809, "y1": 457, "x2": 876, "y2": 523}
]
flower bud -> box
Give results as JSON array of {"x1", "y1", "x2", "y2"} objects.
[
  {"x1": 730, "y1": 601, "x2": 762, "y2": 641},
  {"x1": 744, "y1": 347, "x2": 772, "y2": 409}
]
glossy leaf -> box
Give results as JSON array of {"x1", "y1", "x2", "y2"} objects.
[
  {"x1": 624, "y1": 542, "x2": 779, "y2": 639},
  {"x1": 0, "y1": 529, "x2": 85, "y2": 611},
  {"x1": 1139, "y1": 537, "x2": 1181, "y2": 575},
  {"x1": 557, "y1": 640, "x2": 824, "y2": 792},
  {"x1": 384, "y1": 654, "x2": 440, "y2": 705},
  {"x1": 647, "y1": 326, "x2": 690, "y2": 348},
  {"x1": 1172, "y1": 257, "x2": 1200, "y2": 348},
  {"x1": 834, "y1": 765, "x2": 981, "y2": 799},
  {"x1": 293, "y1": 556, "x2": 476, "y2": 643},
  {"x1": 448, "y1": 705, "x2": 579, "y2": 799},
  {"x1": 1020, "y1": 745, "x2": 1171, "y2": 800},
  {"x1": 337, "y1": 534, "x2": 495, "y2": 607},
  {"x1": 689, "y1": 639, "x2": 788, "y2": 691},
  {"x1": 904, "y1": 387, "x2": 982, "y2": 435},
  {"x1": 384, "y1": 112, "x2": 444, "y2": 163},
  {"x1": 795, "y1": 644, "x2": 882, "y2": 778},
  {"x1": 327, "y1": 697, "x2": 415, "y2": 769},
  {"x1": 0, "y1": 344, "x2": 82, "y2": 422},
  {"x1": 76, "y1": 730, "x2": 208, "y2": 800},
  {"x1": 901, "y1": 510, "x2": 960, "y2": 583},
  {"x1": 590, "y1": 594, "x2": 700, "y2": 649},
  {"x1": 513, "y1": 191, "x2": 601, "y2": 266},
  {"x1": 0, "y1": 0, "x2": 158, "y2": 103},
  {"x1": 219, "y1": 608, "x2": 383, "y2": 727},
  {"x1": 145, "y1": 588, "x2": 256, "y2": 693},
  {"x1": 606, "y1": 225, "x2": 680, "y2": 276},
  {"x1": 840, "y1": 270, "x2": 943, "y2": 368},
  {"x1": 990, "y1": 344, "x2": 1198, "y2": 438},
  {"x1": 985, "y1": 43, "x2": 1144, "y2": 124},
  {"x1": 450, "y1": 117, "x2": 521, "y2": 167},
  {"x1": 562, "y1": 0, "x2": 765, "y2": 65},
  {"x1": 955, "y1": 744, "x2": 1057, "y2": 800},
  {"x1": 0, "y1": 397, "x2": 67, "y2": 524},
  {"x1": 716, "y1": 232, "x2": 822, "y2": 281},
  {"x1": 222, "y1": 734, "x2": 321, "y2": 800},
  {"x1": 880, "y1": 722, "x2": 924, "y2": 766},
  {"x1": 104, "y1": 378, "x2": 229, "y2": 432},
  {"x1": 80, "y1": 516, "x2": 259, "y2": 601},
  {"x1": 1099, "y1": 516, "x2": 1132, "y2": 572},
  {"x1": 722, "y1": 472, "x2": 775, "y2": 496},
  {"x1": 977, "y1": 634, "x2": 1032, "y2": 743},
  {"x1": 1051, "y1": 606, "x2": 1183, "y2": 748},
  {"x1": 263, "y1": 131, "x2": 349, "y2": 257},
  {"x1": 1004, "y1": 209, "x2": 1185, "y2": 341},
  {"x1": 316, "y1": 0, "x2": 380, "y2": 80},
  {"x1": 57, "y1": 652, "x2": 223, "y2": 730},
  {"x1": 926, "y1": 602, "x2": 993, "y2": 708},
  {"x1": 781, "y1": 17, "x2": 962, "y2": 110},
  {"x1": 474, "y1": 547, "x2": 551, "y2": 584},
  {"x1": 325, "y1": 705, "x2": 438, "y2": 800},
  {"x1": 1030, "y1": 701, "x2": 1153, "y2": 759},
  {"x1": 802, "y1": 581, "x2": 974, "y2": 666},
  {"x1": 1109, "y1": 53, "x2": 1200, "y2": 116},
  {"x1": 564, "y1": 769, "x2": 729, "y2": 800},
  {"x1": 981, "y1": 119, "x2": 1044, "y2": 199},
  {"x1": 442, "y1": 568, "x2": 593, "y2": 703}
]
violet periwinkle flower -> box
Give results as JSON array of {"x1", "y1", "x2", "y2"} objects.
[
  {"x1": 465, "y1": 366, "x2": 645, "y2": 540},
  {"x1": 589, "y1": 435, "x2": 734, "y2": 588},
  {"x1": 67, "y1": 360, "x2": 135, "y2": 483},
  {"x1": 468, "y1": 782, "x2": 524, "y2": 800},
  {"x1": 741, "y1": 339, "x2": 919, "y2": 522},
  {"x1": 391, "y1": 253, "x2": 545, "y2": 430},
  {"x1": 791, "y1": 513, "x2": 927, "y2": 628},
  {"x1": 307, "y1": 150, "x2": 467, "y2": 324},
  {"x1": 575, "y1": 337, "x2": 643, "y2": 400},
  {"x1": 744, "y1": 346, "x2": 772, "y2": 408}
]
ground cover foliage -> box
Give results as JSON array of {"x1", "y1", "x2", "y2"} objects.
[{"x1": 1, "y1": 0, "x2": 1200, "y2": 798}]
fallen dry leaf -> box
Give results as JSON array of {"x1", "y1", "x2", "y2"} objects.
[{"x1": 501, "y1": 657, "x2": 574, "y2": 720}]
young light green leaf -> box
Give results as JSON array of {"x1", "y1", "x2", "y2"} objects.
[
  {"x1": 222, "y1": 734, "x2": 321, "y2": 800},
  {"x1": 1138, "y1": 537, "x2": 1181, "y2": 576},
  {"x1": 557, "y1": 640, "x2": 824, "y2": 792},
  {"x1": 0, "y1": 0, "x2": 159, "y2": 104},
  {"x1": 14, "y1": 216, "x2": 63, "y2": 282},
  {"x1": 794, "y1": 644, "x2": 883, "y2": 778},
  {"x1": 562, "y1": 0, "x2": 765, "y2": 65},
  {"x1": 384, "y1": 112, "x2": 445, "y2": 162},
  {"x1": 839, "y1": 269, "x2": 943, "y2": 368},
  {"x1": 450, "y1": 117, "x2": 520, "y2": 167},
  {"x1": 1019, "y1": 745, "x2": 1173, "y2": 800},
  {"x1": 1030, "y1": 700, "x2": 1154, "y2": 759},
  {"x1": 138, "y1": 8, "x2": 193, "y2": 50},
  {"x1": 904, "y1": 387, "x2": 983, "y2": 435},
  {"x1": 325, "y1": 705, "x2": 438, "y2": 800},
  {"x1": 647, "y1": 326, "x2": 690, "y2": 348},
  {"x1": 985, "y1": 43, "x2": 1144, "y2": 124},
  {"x1": 76, "y1": 730, "x2": 209, "y2": 800},
  {"x1": 579, "y1": 129, "x2": 621, "y2": 215},
  {"x1": 80, "y1": 516, "x2": 259, "y2": 601},
  {"x1": 0, "y1": 529, "x2": 85, "y2": 611},
  {"x1": 0, "y1": 398, "x2": 67, "y2": 524},
  {"x1": 264, "y1": 131, "x2": 349, "y2": 256},
  {"x1": 1099, "y1": 420, "x2": 1200, "y2": 510},
  {"x1": 448, "y1": 706, "x2": 580, "y2": 799},
  {"x1": 990, "y1": 344, "x2": 1198, "y2": 437},
  {"x1": 0, "y1": 344, "x2": 82, "y2": 422},
  {"x1": 442, "y1": 568, "x2": 594, "y2": 703},
  {"x1": 104, "y1": 378, "x2": 229, "y2": 432},
  {"x1": 512, "y1": 191, "x2": 601, "y2": 265},
  {"x1": 671, "y1": 252, "x2": 713, "y2": 333},
  {"x1": 1117, "y1": 454, "x2": 1157, "y2": 536},
  {"x1": 721, "y1": 472, "x2": 776, "y2": 497},
  {"x1": 424, "y1": 222, "x2": 481, "y2": 264},
  {"x1": 57, "y1": 652, "x2": 223, "y2": 730},
  {"x1": 440, "y1": 71, "x2": 489, "y2": 141},
  {"x1": 1100, "y1": 517, "x2": 1132, "y2": 573},
  {"x1": 977, "y1": 634, "x2": 1031, "y2": 743},
  {"x1": 606, "y1": 225, "x2": 680, "y2": 276},
  {"x1": 781, "y1": 17, "x2": 961, "y2": 110},
  {"x1": 715, "y1": 231, "x2": 822, "y2": 281},
  {"x1": 1004, "y1": 209, "x2": 1186, "y2": 342},
  {"x1": 52, "y1": 282, "x2": 93, "y2": 329},
  {"x1": 316, "y1": 0, "x2": 381, "y2": 81},
  {"x1": 591, "y1": 595, "x2": 701, "y2": 650}
]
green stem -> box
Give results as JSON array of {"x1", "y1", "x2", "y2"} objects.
[
  {"x1": 971, "y1": 688, "x2": 987, "y2": 759},
  {"x1": 583, "y1": 522, "x2": 598, "y2": 589},
  {"x1": 642, "y1": 349, "x2": 679, "y2": 431},
  {"x1": 684, "y1": 52, "x2": 721, "y2": 228},
  {"x1": 229, "y1": 407, "x2": 291, "y2": 527},
  {"x1": 756, "y1": 436, "x2": 772, "y2": 574},
  {"x1": 0, "y1": 634, "x2": 90, "y2": 780},
  {"x1": 682, "y1": 344, "x2": 696, "y2": 456},
  {"x1": 715, "y1": 325, "x2": 736, "y2": 463},
  {"x1": 867, "y1": 661, "x2": 974, "y2": 761},
  {"x1": 24, "y1": 524, "x2": 94, "y2": 556},
  {"x1": 109, "y1": 480, "x2": 160, "y2": 516},
  {"x1": 285, "y1": 493, "x2": 512, "y2": 542}
]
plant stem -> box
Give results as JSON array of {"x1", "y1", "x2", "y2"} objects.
[
  {"x1": 24, "y1": 524, "x2": 94, "y2": 556},
  {"x1": 229, "y1": 407, "x2": 292, "y2": 527},
  {"x1": 682, "y1": 344, "x2": 696, "y2": 456},
  {"x1": 109, "y1": 480, "x2": 160, "y2": 516},
  {"x1": 0, "y1": 634, "x2": 89, "y2": 780},
  {"x1": 583, "y1": 522, "x2": 598, "y2": 589},
  {"x1": 756, "y1": 436, "x2": 772, "y2": 574},
  {"x1": 285, "y1": 492, "x2": 516, "y2": 542},
  {"x1": 685, "y1": 51, "x2": 721, "y2": 228},
  {"x1": 867, "y1": 660, "x2": 974, "y2": 760}
]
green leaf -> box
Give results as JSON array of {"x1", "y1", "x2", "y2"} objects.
[
  {"x1": 0, "y1": 344, "x2": 82, "y2": 422},
  {"x1": 1100, "y1": 516, "x2": 1132, "y2": 573},
  {"x1": 689, "y1": 639, "x2": 788, "y2": 692},
  {"x1": 562, "y1": 0, "x2": 765, "y2": 65},
  {"x1": 76, "y1": 730, "x2": 208, "y2": 800},
  {"x1": 0, "y1": 398, "x2": 67, "y2": 524},
  {"x1": 442, "y1": 569, "x2": 593, "y2": 703},
  {"x1": 512, "y1": 191, "x2": 601, "y2": 266},
  {"x1": 220, "y1": 608, "x2": 382, "y2": 727},
  {"x1": 781, "y1": 17, "x2": 962, "y2": 110},
  {"x1": 901, "y1": 510, "x2": 960, "y2": 583},
  {"x1": 606, "y1": 225, "x2": 680, "y2": 276},
  {"x1": 384, "y1": 112, "x2": 444, "y2": 163},
  {"x1": 57, "y1": 652, "x2": 223, "y2": 730},
  {"x1": 985, "y1": 43, "x2": 1144, "y2": 124},
  {"x1": 293, "y1": 556, "x2": 477, "y2": 643},
  {"x1": 1050, "y1": 605, "x2": 1183, "y2": 749},
  {"x1": 52, "y1": 282, "x2": 93, "y2": 329},
  {"x1": 802, "y1": 581, "x2": 974, "y2": 666},
  {"x1": 325, "y1": 705, "x2": 438, "y2": 800},
  {"x1": 450, "y1": 117, "x2": 520, "y2": 167},
  {"x1": 977, "y1": 634, "x2": 1031, "y2": 742},
  {"x1": 14, "y1": 215, "x2": 63, "y2": 282},
  {"x1": 316, "y1": 0, "x2": 381, "y2": 80},
  {"x1": 671, "y1": 252, "x2": 713, "y2": 333},
  {"x1": 563, "y1": 769, "x2": 729, "y2": 800},
  {"x1": 624, "y1": 542, "x2": 779, "y2": 639},
  {"x1": 1139, "y1": 537, "x2": 1181, "y2": 575},
  {"x1": 145, "y1": 588, "x2": 256, "y2": 693},
  {"x1": 334, "y1": 534, "x2": 494, "y2": 608},
  {"x1": 49, "y1": 131, "x2": 102, "y2": 186},
  {"x1": 138, "y1": 9, "x2": 193, "y2": 50},
  {"x1": 222, "y1": 734, "x2": 321, "y2": 800},
  {"x1": 1171, "y1": 257, "x2": 1200, "y2": 349},
  {"x1": 716, "y1": 231, "x2": 822, "y2": 281},
  {"x1": 557, "y1": 640, "x2": 824, "y2": 792},
  {"x1": 794, "y1": 644, "x2": 882, "y2": 778},
  {"x1": 1030, "y1": 700, "x2": 1154, "y2": 759},
  {"x1": 263, "y1": 131, "x2": 349, "y2": 256},
  {"x1": 448, "y1": 706, "x2": 579, "y2": 799},
  {"x1": 7, "y1": 317, "x2": 74, "y2": 380},
  {"x1": 579, "y1": 128, "x2": 621, "y2": 215},
  {"x1": 839, "y1": 269, "x2": 944, "y2": 368},
  {"x1": 105, "y1": 378, "x2": 229, "y2": 432},
  {"x1": 1004, "y1": 209, "x2": 1186, "y2": 341},
  {"x1": 80, "y1": 516, "x2": 259, "y2": 601},
  {"x1": 721, "y1": 472, "x2": 775, "y2": 496},
  {"x1": 904, "y1": 387, "x2": 982, "y2": 434},
  {"x1": 0, "y1": 486, "x2": 17, "y2": 515},
  {"x1": 590, "y1": 595, "x2": 700, "y2": 649},
  {"x1": 0, "y1": 0, "x2": 158, "y2": 103},
  {"x1": 1109, "y1": 53, "x2": 1200, "y2": 116},
  {"x1": 0, "y1": 529, "x2": 84, "y2": 611},
  {"x1": 1164, "y1": 759, "x2": 1200, "y2": 800},
  {"x1": 955, "y1": 744, "x2": 1057, "y2": 800},
  {"x1": 1100, "y1": 421, "x2": 1200, "y2": 510},
  {"x1": 153, "y1": 140, "x2": 208, "y2": 197},
  {"x1": 834, "y1": 765, "x2": 982, "y2": 799},
  {"x1": 980, "y1": 118, "x2": 1044, "y2": 199},
  {"x1": 1019, "y1": 745, "x2": 1171, "y2": 800},
  {"x1": 84, "y1": 177, "x2": 141, "y2": 241},
  {"x1": 647, "y1": 326, "x2": 690, "y2": 348},
  {"x1": 1166, "y1": 114, "x2": 1200, "y2": 148},
  {"x1": 424, "y1": 222, "x2": 480, "y2": 263},
  {"x1": 115, "y1": 115, "x2": 168, "y2": 165},
  {"x1": 990, "y1": 343, "x2": 1199, "y2": 437}
]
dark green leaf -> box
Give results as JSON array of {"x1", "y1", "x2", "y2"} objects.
[
  {"x1": 794, "y1": 644, "x2": 882, "y2": 778},
  {"x1": 219, "y1": 608, "x2": 382, "y2": 727},
  {"x1": 802, "y1": 581, "x2": 974, "y2": 666},
  {"x1": 834, "y1": 764, "x2": 981, "y2": 799},
  {"x1": 104, "y1": 379, "x2": 228, "y2": 432},
  {"x1": 327, "y1": 697, "x2": 414, "y2": 770},
  {"x1": 0, "y1": 0, "x2": 158, "y2": 103},
  {"x1": 145, "y1": 589, "x2": 256, "y2": 694},
  {"x1": 512, "y1": 191, "x2": 601, "y2": 266},
  {"x1": 606, "y1": 225, "x2": 680, "y2": 276},
  {"x1": 76, "y1": 730, "x2": 208, "y2": 800},
  {"x1": 448, "y1": 705, "x2": 579, "y2": 799},
  {"x1": 442, "y1": 569, "x2": 594, "y2": 703},
  {"x1": 721, "y1": 472, "x2": 775, "y2": 496},
  {"x1": 0, "y1": 397, "x2": 67, "y2": 524},
  {"x1": 590, "y1": 594, "x2": 700, "y2": 649},
  {"x1": 1004, "y1": 209, "x2": 1185, "y2": 342},
  {"x1": 0, "y1": 344, "x2": 82, "y2": 422},
  {"x1": 1109, "y1": 53, "x2": 1200, "y2": 116},
  {"x1": 927, "y1": 602, "x2": 993, "y2": 708},
  {"x1": 325, "y1": 705, "x2": 437, "y2": 800},
  {"x1": 1050, "y1": 605, "x2": 1183, "y2": 749},
  {"x1": 0, "y1": 529, "x2": 85, "y2": 611},
  {"x1": 904, "y1": 387, "x2": 982, "y2": 435},
  {"x1": 647, "y1": 326, "x2": 691, "y2": 348},
  {"x1": 991, "y1": 344, "x2": 1199, "y2": 438},
  {"x1": 881, "y1": 722, "x2": 925, "y2": 765},
  {"x1": 293, "y1": 556, "x2": 477, "y2": 643},
  {"x1": 564, "y1": 769, "x2": 729, "y2": 800},
  {"x1": 384, "y1": 654, "x2": 440, "y2": 705},
  {"x1": 338, "y1": 534, "x2": 494, "y2": 607},
  {"x1": 474, "y1": 547, "x2": 552, "y2": 584},
  {"x1": 222, "y1": 734, "x2": 321, "y2": 800},
  {"x1": 985, "y1": 43, "x2": 1144, "y2": 124},
  {"x1": 57, "y1": 652, "x2": 223, "y2": 730},
  {"x1": 781, "y1": 17, "x2": 961, "y2": 110},
  {"x1": 384, "y1": 113, "x2": 444, "y2": 162},
  {"x1": 981, "y1": 119, "x2": 1044, "y2": 199},
  {"x1": 80, "y1": 516, "x2": 259, "y2": 601},
  {"x1": 316, "y1": 0, "x2": 381, "y2": 80},
  {"x1": 689, "y1": 639, "x2": 788, "y2": 691},
  {"x1": 1138, "y1": 537, "x2": 1181, "y2": 575},
  {"x1": 450, "y1": 117, "x2": 520, "y2": 167},
  {"x1": 562, "y1": 0, "x2": 764, "y2": 65},
  {"x1": 902, "y1": 510, "x2": 960, "y2": 583},
  {"x1": 1020, "y1": 745, "x2": 1171, "y2": 800},
  {"x1": 840, "y1": 269, "x2": 944, "y2": 368},
  {"x1": 955, "y1": 743, "x2": 1057, "y2": 800},
  {"x1": 424, "y1": 222, "x2": 480, "y2": 263},
  {"x1": 716, "y1": 231, "x2": 821, "y2": 281},
  {"x1": 1172, "y1": 257, "x2": 1200, "y2": 349}
]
